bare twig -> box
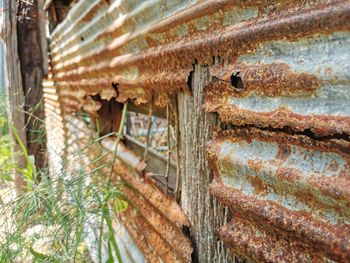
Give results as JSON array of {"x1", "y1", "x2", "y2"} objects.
[
  {"x1": 174, "y1": 96, "x2": 181, "y2": 202},
  {"x1": 165, "y1": 104, "x2": 170, "y2": 193},
  {"x1": 108, "y1": 102, "x2": 128, "y2": 183},
  {"x1": 144, "y1": 96, "x2": 153, "y2": 161}
]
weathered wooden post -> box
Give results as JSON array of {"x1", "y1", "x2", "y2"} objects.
[{"x1": 0, "y1": 0, "x2": 28, "y2": 191}]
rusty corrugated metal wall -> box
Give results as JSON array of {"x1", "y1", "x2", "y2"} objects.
[{"x1": 43, "y1": 0, "x2": 350, "y2": 262}]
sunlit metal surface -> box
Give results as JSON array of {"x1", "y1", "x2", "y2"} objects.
[{"x1": 44, "y1": 0, "x2": 350, "y2": 261}]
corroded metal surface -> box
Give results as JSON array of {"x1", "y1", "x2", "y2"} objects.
[
  {"x1": 208, "y1": 128, "x2": 350, "y2": 262},
  {"x1": 205, "y1": 30, "x2": 350, "y2": 136},
  {"x1": 48, "y1": 0, "x2": 350, "y2": 111},
  {"x1": 44, "y1": 0, "x2": 350, "y2": 261}
]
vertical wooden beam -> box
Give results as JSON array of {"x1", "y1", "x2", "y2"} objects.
[
  {"x1": 0, "y1": 0, "x2": 28, "y2": 190},
  {"x1": 38, "y1": 0, "x2": 49, "y2": 77},
  {"x1": 17, "y1": 0, "x2": 46, "y2": 169},
  {"x1": 178, "y1": 64, "x2": 234, "y2": 263}
]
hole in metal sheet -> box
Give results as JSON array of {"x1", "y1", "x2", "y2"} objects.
[
  {"x1": 230, "y1": 71, "x2": 244, "y2": 89},
  {"x1": 111, "y1": 82, "x2": 119, "y2": 96},
  {"x1": 187, "y1": 67, "x2": 195, "y2": 92},
  {"x1": 90, "y1": 95, "x2": 123, "y2": 137}
]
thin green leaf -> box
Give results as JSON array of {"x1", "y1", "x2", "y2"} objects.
[
  {"x1": 29, "y1": 246, "x2": 49, "y2": 260},
  {"x1": 114, "y1": 198, "x2": 128, "y2": 213}
]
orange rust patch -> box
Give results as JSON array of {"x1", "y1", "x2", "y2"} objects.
[
  {"x1": 276, "y1": 167, "x2": 301, "y2": 183},
  {"x1": 210, "y1": 179, "x2": 350, "y2": 262},
  {"x1": 308, "y1": 175, "x2": 350, "y2": 202},
  {"x1": 210, "y1": 63, "x2": 321, "y2": 97},
  {"x1": 211, "y1": 127, "x2": 350, "y2": 159},
  {"x1": 328, "y1": 160, "x2": 340, "y2": 172},
  {"x1": 221, "y1": 153, "x2": 234, "y2": 171},
  {"x1": 276, "y1": 144, "x2": 292, "y2": 161},
  {"x1": 250, "y1": 176, "x2": 269, "y2": 196},
  {"x1": 205, "y1": 102, "x2": 350, "y2": 137},
  {"x1": 247, "y1": 159, "x2": 264, "y2": 172}
]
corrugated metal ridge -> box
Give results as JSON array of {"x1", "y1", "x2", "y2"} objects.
[
  {"x1": 51, "y1": 2, "x2": 349, "y2": 75},
  {"x1": 51, "y1": 1, "x2": 350, "y2": 74},
  {"x1": 49, "y1": 0, "x2": 349, "y2": 108},
  {"x1": 208, "y1": 127, "x2": 350, "y2": 262},
  {"x1": 204, "y1": 33, "x2": 350, "y2": 136}
]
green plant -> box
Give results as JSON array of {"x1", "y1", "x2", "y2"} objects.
[
  {"x1": 0, "y1": 103, "x2": 130, "y2": 262},
  {"x1": 0, "y1": 94, "x2": 12, "y2": 182}
]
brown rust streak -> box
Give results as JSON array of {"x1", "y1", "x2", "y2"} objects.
[
  {"x1": 275, "y1": 167, "x2": 301, "y2": 183},
  {"x1": 247, "y1": 159, "x2": 264, "y2": 172},
  {"x1": 275, "y1": 144, "x2": 292, "y2": 161},
  {"x1": 210, "y1": 179, "x2": 350, "y2": 262},
  {"x1": 108, "y1": 158, "x2": 190, "y2": 228},
  {"x1": 49, "y1": 1, "x2": 350, "y2": 107},
  {"x1": 209, "y1": 63, "x2": 322, "y2": 97},
  {"x1": 212, "y1": 127, "x2": 350, "y2": 158},
  {"x1": 123, "y1": 187, "x2": 192, "y2": 262},
  {"x1": 209, "y1": 128, "x2": 350, "y2": 202},
  {"x1": 85, "y1": 144, "x2": 192, "y2": 261},
  {"x1": 207, "y1": 127, "x2": 350, "y2": 217},
  {"x1": 52, "y1": 0, "x2": 350, "y2": 75},
  {"x1": 249, "y1": 175, "x2": 269, "y2": 196},
  {"x1": 206, "y1": 103, "x2": 350, "y2": 136},
  {"x1": 89, "y1": 147, "x2": 190, "y2": 228},
  {"x1": 308, "y1": 175, "x2": 350, "y2": 204},
  {"x1": 117, "y1": 221, "x2": 160, "y2": 261},
  {"x1": 52, "y1": 0, "x2": 350, "y2": 74},
  {"x1": 120, "y1": 208, "x2": 182, "y2": 262},
  {"x1": 218, "y1": 216, "x2": 325, "y2": 262}
]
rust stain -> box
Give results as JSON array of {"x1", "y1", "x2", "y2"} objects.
[
  {"x1": 120, "y1": 208, "x2": 177, "y2": 262},
  {"x1": 122, "y1": 187, "x2": 192, "y2": 262},
  {"x1": 218, "y1": 216, "x2": 325, "y2": 262},
  {"x1": 109, "y1": 158, "x2": 190, "y2": 228},
  {"x1": 308, "y1": 175, "x2": 350, "y2": 203},
  {"x1": 210, "y1": 179, "x2": 350, "y2": 262},
  {"x1": 275, "y1": 167, "x2": 301, "y2": 183},
  {"x1": 275, "y1": 144, "x2": 292, "y2": 161},
  {"x1": 212, "y1": 128, "x2": 350, "y2": 158},
  {"x1": 209, "y1": 63, "x2": 322, "y2": 97},
  {"x1": 208, "y1": 127, "x2": 350, "y2": 261},
  {"x1": 250, "y1": 176, "x2": 269, "y2": 196},
  {"x1": 206, "y1": 105, "x2": 350, "y2": 137},
  {"x1": 49, "y1": 1, "x2": 350, "y2": 107},
  {"x1": 247, "y1": 160, "x2": 264, "y2": 172}
]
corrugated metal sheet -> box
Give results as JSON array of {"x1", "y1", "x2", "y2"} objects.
[
  {"x1": 43, "y1": 0, "x2": 350, "y2": 261},
  {"x1": 208, "y1": 128, "x2": 350, "y2": 262},
  {"x1": 205, "y1": 29, "x2": 350, "y2": 136},
  {"x1": 48, "y1": 0, "x2": 350, "y2": 110}
]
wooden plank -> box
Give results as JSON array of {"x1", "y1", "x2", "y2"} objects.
[
  {"x1": 0, "y1": 0, "x2": 28, "y2": 191},
  {"x1": 178, "y1": 63, "x2": 234, "y2": 263},
  {"x1": 17, "y1": 0, "x2": 46, "y2": 170}
]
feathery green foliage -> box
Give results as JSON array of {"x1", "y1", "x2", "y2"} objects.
[
  {"x1": 0, "y1": 94, "x2": 11, "y2": 182},
  {"x1": 0, "y1": 102, "x2": 129, "y2": 262}
]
